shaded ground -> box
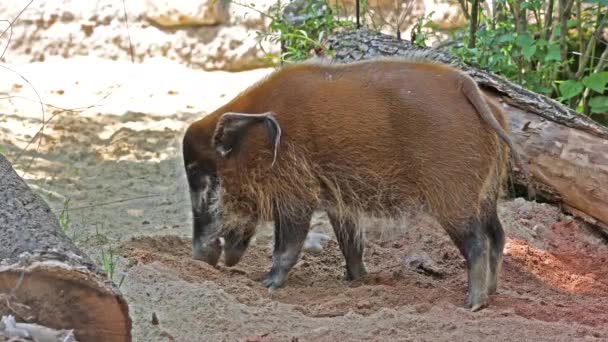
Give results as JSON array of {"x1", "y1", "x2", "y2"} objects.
[{"x1": 2, "y1": 57, "x2": 608, "y2": 341}]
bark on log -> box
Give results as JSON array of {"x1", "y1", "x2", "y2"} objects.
[
  {"x1": 326, "y1": 29, "x2": 608, "y2": 235},
  {"x1": 0, "y1": 155, "x2": 131, "y2": 342}
]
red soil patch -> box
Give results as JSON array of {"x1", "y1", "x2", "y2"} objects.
[{"x1": 497, "y1": 220, "x2": 608, "y2": 327}]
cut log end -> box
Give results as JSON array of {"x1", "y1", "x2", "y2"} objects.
[
  {"x1": 0, "y1": 261, "x2": 131, "y2": 342},
  {"x1": 1, "y1": 155, "x2": 131, "y2": 341}
]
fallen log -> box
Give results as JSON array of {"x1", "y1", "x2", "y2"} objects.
[
  {"x1": 326, "y1": 29, "x2": 608, "y2": 235},
  {"x1": 0, "y1": 155, "x2": 131, "y2": 342}
]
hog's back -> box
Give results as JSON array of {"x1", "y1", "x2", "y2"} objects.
[{"x1": 226, "y1": 60, "x2": 506, "y2": 216}]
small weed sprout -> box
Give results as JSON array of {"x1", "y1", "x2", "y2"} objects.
[
  {"x1": 98, "y1": 245, "x2": 126, "y2": 288},
  {"x1": 232, "y1": 0, "x2": 355, "y2": 63},
  {"x1": 411, "y1": 11, "x2": 440, "y2": 48},
  {"x1": 58, "y1": 199, "x2": 71, "y2": 235}
]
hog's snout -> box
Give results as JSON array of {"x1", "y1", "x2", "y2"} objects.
[
  {"x1": 193, "y1": 238, "x2": 222, "y2": 266},
  {"x1": 223, "y1": 243, "x2": 247, "y2": 267},
  {"x1": 223, "y1": 234, "x2": 253, "y2": 267}
]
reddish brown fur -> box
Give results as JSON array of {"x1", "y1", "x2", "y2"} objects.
[{"x1": 186, "y1": 59, "x2": 509, "y2": 230}]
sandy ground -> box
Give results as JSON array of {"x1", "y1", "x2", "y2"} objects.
[{"x1": 2, "y1": 57, "x2": 608, "y2": 342}]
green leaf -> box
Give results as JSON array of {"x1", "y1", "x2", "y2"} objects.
[
  {"x1": 582, "y1": 72, "x2": 608, "y2": 93},
  {"x1": 558, "y1": 80, "x2": 584, "y2": 100},
  {"x1": 522, "y1": 44, "x2": 537, "y2": 61},
  {"x1": 511, "y1": 49, "x2": 521, "y2": 58},
  {"x1": 553, "y1": 24, "x2": 561, "y2": 38},
  {"x1": 466, "y1": 47, "x2": 479, "y2": 56},
  {"x1": 545, "y1": 44, "x2": 561, "y2": 61},
  {"x1": 515, "y1": 33, "x2": 534, "y2": 47},
  {"x1": 520, "y1": 0, "x2": 542, "y2": 9},
  {"x1": 589, "y1": 96, "x2": 608, "y2": 113},
  {"x1": 498, "y1": 33, "x2": 514, "y2": 43},
  {"x1": 567, "y1": 19, "x2": 580, "y2": 28},
  {"x1": 317, "y1": 30, "x2": 325, "y2": 42},
  {"x1": 424, "y1": 21, "x2": 439, "y2": 29}
]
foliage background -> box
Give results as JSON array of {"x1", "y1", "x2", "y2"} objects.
[{"x1": 252, "y1": 0, "x2": 608, "y2": 124}]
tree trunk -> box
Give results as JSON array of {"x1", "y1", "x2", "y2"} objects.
[
  {"x1": 468, "y1": 0, "x2": 479, "y2": 48},
  {"x1": 0, "y1": 155, "x2": 131, "y2": 342},
  {"x1": 326, "y1": 29, "x2": 608, "y2": 236}
]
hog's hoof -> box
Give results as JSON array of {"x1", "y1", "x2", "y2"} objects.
[
  {"x1": 303, "y1": 232, "x2": 331, "y2": 253},
  {"x1": 262, "y1": 269, "x2": 288, "y2": 291},
  {"x1": 345, "y1": 264, "x2": 367, "y2": 281},
  {"x1": 464, "y1": 294, "x2": 489, "y2": 312}
]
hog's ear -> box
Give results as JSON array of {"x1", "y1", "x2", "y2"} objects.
[{"x1": 212, "y1": 111, "x2": 282, "y2": 166}]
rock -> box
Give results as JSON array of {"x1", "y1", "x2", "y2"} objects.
[
  {"x1": 188, "y1": 25, "x2": 274, "y2": 71},
  {"x1": 303, "y1": 232, "x2": 332, "y2": 253},
  {"x1": 145, "y1": 0, "x2": 230, "y2": 27},
  {"x1": 1, "y1": 315, "x2": 78, "y2": 342},
  {"x1": 337, "y1": 0, "x2": 465, "y2": 39},
  {"x1": 0, "y1": 0, "x2": 278, "y2": 71},
  {"x1": 403, "y1": 251, "x2": 444, "y2": 276},
  {"x1": 282, "y1": 0, "x2": 332, "y2": 26}
]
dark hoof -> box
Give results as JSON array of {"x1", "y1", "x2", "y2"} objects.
[
  {"x1": 345, "y1": 264, "x2": 367, "y2": 281},
  {"x1": 262, "y1": 269, "x2": 287, "y2": 290}
]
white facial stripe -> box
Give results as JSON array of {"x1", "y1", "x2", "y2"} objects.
[
  {"x1": 200, "y1": 175, "x2": 211, "y2": 205},
  {"x1": 190, "y1": 190, "x2": 204, "y2": 213},
  {"x1": 191, "y1": 175, "x2": 212, "y2": 213},
  {"x1": 208, "y1": 185, "x2": 223, "y2": 217}
]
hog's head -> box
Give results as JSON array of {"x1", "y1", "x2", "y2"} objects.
[{"x1": 182, "y1": 111, "x2": 280, "y2": 267}]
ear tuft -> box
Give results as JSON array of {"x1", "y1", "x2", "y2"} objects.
[{"x1": 213, "y1": 112, "x2": 281, "y2": 166}]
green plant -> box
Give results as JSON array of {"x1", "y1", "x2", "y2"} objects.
[
  {"x1": 557, "y1": 72, "x2": 608, "y2": 113},
  {"x1": 411, "y1": 11, "x2": 440, "y2": 48},
  {"x1": 451, "y1": 18, "x2": 567, "y2": 96},
  {"x1": 98, "y1": 245, "x2": 126, "y2": 288},
  {"x1": 57, "y1": 206, "x2": 123, "y2": 286},
  {"x1": 58, "y1": 199, "x2": 71, "y2": 235},
  {"x1": 233, "y1": 0, "x2": 355, "y2": 63},
  {"x1": 443, "y1": 0, "x2": 608, "y2": 119},
  {"x1": 92, "y1": 225, "x2": 110, "y2": 245}
]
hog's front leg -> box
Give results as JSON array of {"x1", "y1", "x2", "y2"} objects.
[{"x1": 263, "y1": 208, "x2": 312, "y2": 291}]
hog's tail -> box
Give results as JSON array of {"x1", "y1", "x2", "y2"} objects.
[{"x1": 459, "y1": 75, "x2": 536, "y2": 199}]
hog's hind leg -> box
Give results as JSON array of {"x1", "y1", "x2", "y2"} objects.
[
  {"x1": 443, "y1": 217, "x2": 491, "y2": 312},
  {"x1": 483, "y1": 203, "x2": 505, "y2": 295},
  {"x1": 263, "y1": 208, "x2": 313, "y2": 291},
  {"x1": 328, "y1": 213, "x2": 366, "y2": 280}
]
